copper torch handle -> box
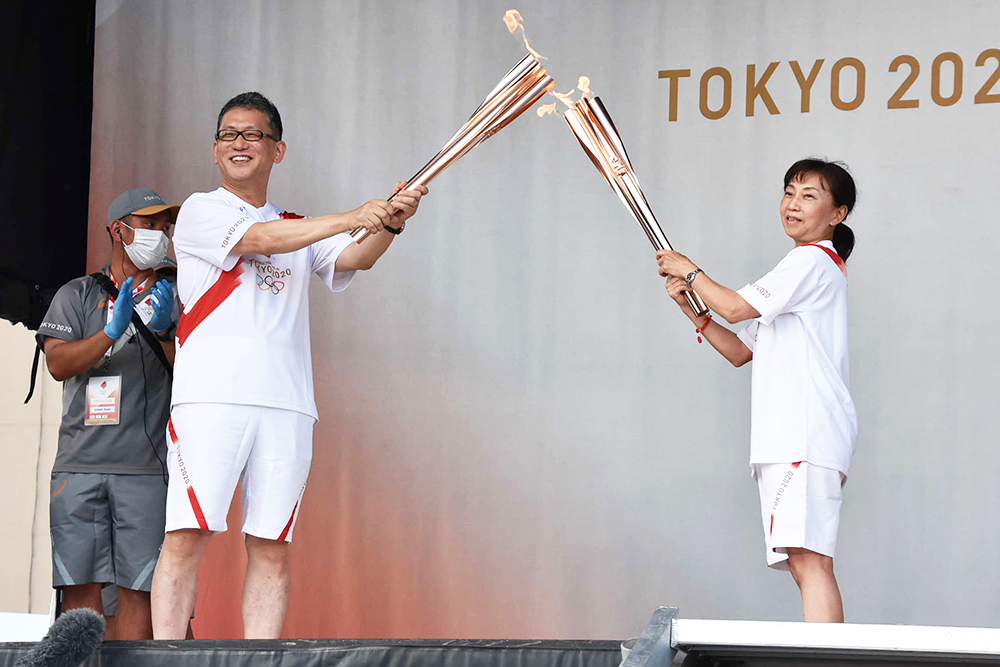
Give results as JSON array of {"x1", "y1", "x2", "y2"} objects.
[
  {"x1": 565, "y1": 101, "x2": 710, "y2": 318},
  {"x1": 683, "y1": 290, "x2": 708, "y2": 317},
  {"x1": 348, "y1": 187, "x2": 409, "y2": 245}
]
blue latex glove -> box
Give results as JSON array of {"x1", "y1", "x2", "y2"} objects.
[
  {"x1": 104, "y1": 276, "x2": 134, "y2": 340},
  {"x1": 148, "y1": 279, "x2": 175, "y2": 333}
]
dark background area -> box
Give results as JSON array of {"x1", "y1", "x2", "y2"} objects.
[{"x1": 0, "y1": 0, "x2": 95, "y2": 329}]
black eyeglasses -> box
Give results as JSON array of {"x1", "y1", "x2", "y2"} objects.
[{"x1": 215, "y1": 129, "x2": 279, "y2": 142}]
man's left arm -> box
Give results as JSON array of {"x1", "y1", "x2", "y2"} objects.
[{"x1": 335, "y1": 184, "x2": 428, "y2": 272}]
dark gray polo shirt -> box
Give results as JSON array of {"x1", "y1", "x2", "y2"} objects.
[{"x1": 36, "y1": 266, "x2": 179, "y2": 474}]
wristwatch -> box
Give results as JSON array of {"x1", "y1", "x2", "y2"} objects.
[
  {"x1": 684, "y1": 268, "x2": 703, "y2": 286},
  {"x1": 383, "y1": 220, "x2": 405, "y2": 235}
]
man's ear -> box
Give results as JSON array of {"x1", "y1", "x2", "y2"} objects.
[
  {"x1": 273, "y1": 140, "x2": 286, "y2": 165},
  {"x1": 109, "y1": 219, "x2": 127, "y2": 244},
  {"x1": 212, "y1": 141, "x2": 220, "y2": 166}
]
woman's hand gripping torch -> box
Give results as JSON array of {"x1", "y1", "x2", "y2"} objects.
[
  {"x1": 352, "y1": 54, "x2": 556, "y2": 243},
  {"x1": 563, "y1": 96, "x2": 709, "y2": 317}
]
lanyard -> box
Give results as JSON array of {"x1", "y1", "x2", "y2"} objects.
[{"x1": 108, "y1": 274, "x2": 148, "y2": 304}]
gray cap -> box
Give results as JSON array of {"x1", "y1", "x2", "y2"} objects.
[{"x1": 107, "y1": 189, "x2": 180, "y2": 224}]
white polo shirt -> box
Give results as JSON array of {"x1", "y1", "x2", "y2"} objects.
[
  {"x1": 735, "y1": 240, "x2": 857, "y2": 475},
  {"x1": 171, "y1": 187, "x2": 356, "y2": 420}
]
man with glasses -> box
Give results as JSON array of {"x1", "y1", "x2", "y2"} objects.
[
  {"x1": 150, "y1": 91, "x2": 427, "y2": 639},
  {"x1": 37, "y1": 189, "x2": 179, "y2": 639}
]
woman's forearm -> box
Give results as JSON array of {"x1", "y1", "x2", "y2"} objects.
[
  {"x1": 678, "y1": 304, "x2": 752, "y2": 367},
  {"x1": 688, "y1": 272, "x2": 760, "y2": 324}
]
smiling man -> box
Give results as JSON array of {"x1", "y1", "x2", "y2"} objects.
[{"x1": 149, "y1": 91, "x2": 427, "y2": 639}]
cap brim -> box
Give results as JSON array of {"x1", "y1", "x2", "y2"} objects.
[{"x1": 130, "y1": 204, "x2": 181, "y2": 222}]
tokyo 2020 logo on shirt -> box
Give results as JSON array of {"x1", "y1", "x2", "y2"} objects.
[
  {"x1": 249, "y1": 258, "x2": 289, "y2": 295},
  {"x1": 257, "y1": 273, "x2": 285, "y2": 294}
]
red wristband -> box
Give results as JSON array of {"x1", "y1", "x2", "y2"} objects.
[{"x1": 695, "y1": 313, "x2": 712, "y2": 343}]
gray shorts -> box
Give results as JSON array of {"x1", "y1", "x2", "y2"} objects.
[{"x1": 50, "y1": 472, "x2": 167, "y2": 592}]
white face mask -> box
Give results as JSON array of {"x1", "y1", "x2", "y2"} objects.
[{"x1": 121, "y1": 222, "x2": 169, "y2": 269}]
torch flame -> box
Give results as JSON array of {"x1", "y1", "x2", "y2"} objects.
[
  {"x1": 502, "y1": 9, "x2": 521, "y2": 32},
  {"x1": 503, "y1": 9, "x2": 546, "y2": 60},
  {"x1": 551, "y1": 88, "x2": 576, "y2": 108},
  {"x1": 537, "y1": 77, "x2": 595, "y2": 120},
  {"x1": 536, "y1": 102, "x2": 557, "y2": 117}
]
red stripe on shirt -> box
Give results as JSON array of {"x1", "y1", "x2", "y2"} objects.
[
  {"x1": 187, "y1": 486, "x2": 209, "y2": 530},
  {"x1": 176, "y1": 259, "x2": 244, "y2": 347},
  {"x1": 279, "y1": 211, "x2": 305, "y2": 219},
  {"x1": 803, "y1": 243, "x2": 847, "y2": 276},
  {"x1": 168, "y1": 417, "x2": 178, "y2": 444},
  {"x1": 277, "y1": 501, "x2": 300, "y2": 542}
]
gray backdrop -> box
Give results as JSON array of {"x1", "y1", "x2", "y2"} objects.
[{"x1": 88, "y1": 0, "x2": 1000, "y2": 638}]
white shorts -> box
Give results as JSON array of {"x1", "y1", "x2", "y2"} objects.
[
  {"x1": 752, "y1": 461, "x2": 845, "y2": 570},
  {"x1": 165, "y1": 403, "x2": 315, "y2": 542}
]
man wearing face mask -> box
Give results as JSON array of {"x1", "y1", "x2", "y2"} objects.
[{"x1": 35, "y1": 188, "x2": 180, "y2": 639}]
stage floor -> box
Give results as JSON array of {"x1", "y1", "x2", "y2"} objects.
[
  {"x1": 0, "y1": 637, "x2": 623, "y2": 667},
  {"x1": 628, "y1": 607, "x2": 1000, "y2": 666},
  {"x1": 9, "y1": 607, "x2": 1000, "y2": 667}
]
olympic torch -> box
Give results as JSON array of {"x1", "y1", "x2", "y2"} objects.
[
  {"x1": 352, "y1": 54, "x2": 555, "y2": 243},
  {"x1": 563, "y1": 96, "x2": 709, "y2": 316}
]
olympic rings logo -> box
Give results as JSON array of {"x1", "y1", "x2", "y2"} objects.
[{"x1": 256, "y1": 273, "x2": 285, "y2": 295}]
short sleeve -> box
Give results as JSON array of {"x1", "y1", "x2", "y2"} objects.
[
  {"x1": 310, "y1": 233, "x2": 357, "y2": 292},
  {"x1": 736, "y1": 248, "x2": 820, "y2": 326},
  {"x1": 36, "y1": 279, "x2": 88, "y2": 348},
  {"x1": 737, "y1": 321, "x2": 758, "y2": 352},
  {"x1": 173, "y1": 193, "x2": 258, "y2": 271}
]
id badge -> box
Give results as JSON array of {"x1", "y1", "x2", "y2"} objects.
[{"x1": 86, "y1": 375, "x2": 121, "y2": 425}]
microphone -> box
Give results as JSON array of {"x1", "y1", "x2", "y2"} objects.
[{"x1": 15, "y1": 608, "x2": 105, "y2": 667}]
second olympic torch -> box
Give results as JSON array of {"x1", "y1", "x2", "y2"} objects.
[
  {"x1": 564, "y1": 97, "x2": 709, "y2": 317},
  {"x1": 352, "y1": 54, "x2": 555, "y2": 243}
]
